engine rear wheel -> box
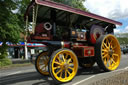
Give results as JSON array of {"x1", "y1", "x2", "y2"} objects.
[
  {"x1": 95, "y1": 34, "x2": 121, "y2": 71},
  {"x1": 49, "y1": 48, "x2": 78, "y2": 83},
  {"x1": 35, "y1": 52, "x2": 49, "y2": 76}
]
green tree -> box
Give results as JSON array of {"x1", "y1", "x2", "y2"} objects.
[
  {"x1": 117, "y1": 37, "x2": 128, "y2": 45},
  {"x1": 52, "y1": 0, "x2": 87, "y2": 11},
  {"x1": 16, "y1": 0, "x2": 31, "y2": 32},
  {"x1": 0, "y1": 0, "x2": 21, "y2": 65},
  {"x1": 116, "y1": 33, "x2": 128, "y2": 46},
  {"x1": 0, "y1": 0, "x2": 31, "y2": 66}
]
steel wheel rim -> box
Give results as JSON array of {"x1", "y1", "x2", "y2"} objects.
[
  {"x1": 101, "y1": 35, "x2": 121, "y2": 70},
  {"x1": 37, "y1": 52, "x2": 49, "y2": 75},
  {"x1": 52, "y1": 50, "x2": 78, "y2": 82}
]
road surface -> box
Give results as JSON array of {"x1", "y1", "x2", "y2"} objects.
[{"x1": 0, "y1": 54, "x2": 128, "y2": 85}]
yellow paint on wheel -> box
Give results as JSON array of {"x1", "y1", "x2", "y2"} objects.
[
  {"x1": 101, "y1": 34, "x2": 121, "y2": 71},
  {"x1": 51, "y1": 50, "x2": 78, "y2": 82},
  {"x1": 36, "y1": 52, "x2": 49, "y2": 75}
]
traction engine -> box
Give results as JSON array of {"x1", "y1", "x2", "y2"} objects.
[{"x1": 25, "y1": 0, "x2": 122, "y2": 84}]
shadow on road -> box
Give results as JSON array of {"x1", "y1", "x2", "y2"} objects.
[
  {"x1": 0, "y1": 66, "x2": 105, "y2": 85},
  {"x1": 0, "y1": 72, "x2": 55, "y2": 85},
  {"x1": 77, "y1": 66, "x2": 105, "y2": 76}
]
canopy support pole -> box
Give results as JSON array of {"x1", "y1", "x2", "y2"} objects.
[{"x1": 24, "y1": 16, "x2": 28, "y2": 60}]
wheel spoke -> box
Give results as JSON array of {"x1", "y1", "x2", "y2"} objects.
[
  {"x1": 109, "y1": 61, "x2": 112, "y2": 67},
  {"x1": 67, "y1": 58, "x2": 72, "y2": 64},
  {"x1": 104, "y1": 58, "x2": 107, "y2": 65},
  {"x1": 109, "y1": 58, "x2": 112, "y2": 66},
  {"x1": 106, "y1": 38, "x2": 110, "y2": 48},
  {"x1": 106, "y1": 38, "x2": 109, "y2": 43},
  {"x1": 102, "y1": 49, "x2": 108, "y2": 52},
  {"x1": 110, "y1": 39, "x2": 113, "y2": 48},
  {"x1": 56, "y1": 69, "x2": 62, "y2": 75},
  {"x1": 65, "y1": 54, "x2": 68, "y2": 59},
  {"x1": 113, "y1": 53, "x2": 119, "y2": 57},
  {"x1": 62, "y1": 54, "x2": 66, "y2": 62},
  {"x1": 54, "y1": 66, "x2": 61, "y2": 70},
  {"x1": 65, "y1": 70, "x2": 67, "y2": 78},
  {"x1": 54, "y1": 61, "x2": 61, "y2": 65},
  {"x1": 110, "y1": 39, "x2": 112, "y2": 44},
  {"x1": 46, "y1": 56, "x2": 49, "y2": 61},
  {"x1": 68, "y1": 66, "x2": 74, "y2": 70},
  {"x1": 102, "y1": 52, "x2": 105, "y2": 55},
  {"x1": 57, "y1": 56, "x2": 62, "y2": 63},
  {"x1": 66, "y1": 69, "x2": 71, "y2": 75},
  {"x1": 60, "y1": 71, "x2": 63, "y2": 78},
  {"x1": 111, "y1": 57, "x2": 116, "y2": 65},
  {"x1": 41, "y1": 65, "x2": 46, "y2": 70},
  {"x1": 106, "y1": 57, "x2": 109, "y2": 65},
  {"x1": 69, "y1": 62, "x2": 74, "y2": 65},
  {"x1": 103, "y1": 43, "x2": 109, "y2": 49},
  {"x1": 102, "y1": 53, "x2": 108, "y2": 59},
  {"x1": 108, "y1": 42, "x2": 111, "y2": 48}
]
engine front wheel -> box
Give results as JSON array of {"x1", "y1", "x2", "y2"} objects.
[
  {"x1": 49, "y1": 48, "x2": 78, "y2": 83},
  {"x1": 35, "y1": 52, "x2": 49, "y2": 76},
  {"x1": 95, "y1": 34, "x2": 121, "y2": 71}
]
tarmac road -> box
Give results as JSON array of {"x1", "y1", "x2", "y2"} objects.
[{"x1": 0, "y1": 54, "x2": 128, "y2": 85}]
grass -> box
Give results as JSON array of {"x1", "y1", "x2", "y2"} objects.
[{"x1": 0, "y1": 63, "x2": 33, "y2": 70}]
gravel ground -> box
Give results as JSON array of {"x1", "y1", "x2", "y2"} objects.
[{"x1": 89, "y1": 70, "x2": 128, "y2": 85}]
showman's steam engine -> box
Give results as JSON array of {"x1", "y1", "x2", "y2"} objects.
[{"x1": 25, "y1": 0, "x2": 122, "y2": 84}]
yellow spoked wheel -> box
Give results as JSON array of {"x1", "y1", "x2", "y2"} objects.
[
  {"x1": 95, "y1": 34, "x2": 121, "y2": 71},
  {"x1": 49, "y1": 49, "x2": 78, "y2": 83},
  {"x1": 35, "y1": 52, "x2": 49, "y2": 76}
]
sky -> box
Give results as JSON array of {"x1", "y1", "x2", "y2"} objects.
[{"x1": 84, "y1": 0, "x2": 128, "y2": 34}]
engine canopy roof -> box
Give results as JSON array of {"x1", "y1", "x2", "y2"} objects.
[{"x1": 25, "y1": 0, "x2": 122, "y2": 28}]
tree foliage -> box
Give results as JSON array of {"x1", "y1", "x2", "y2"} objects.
[
  {"x1": 116, "y1": 33, "x2": 128, "y2": 45},
  {"x1": 16, "y1": 0, "x2": 31, "y2": 32},
  {"x1": 0, "y1": 0, "x2": 20, "y2": 59},
  {"x1": 117, "y1": 37, "x2": 128, "y2": 45},
  {"x1": 52, "y1": 0, "x2": 87, "y2": 11},
  {"x1": 0, "y1": 0, "x2": 21, "y2": 43}
]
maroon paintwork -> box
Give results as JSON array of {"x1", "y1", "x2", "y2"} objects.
[{"x1": 25, "y1": 0, "x2": 122, "y2": 26}]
